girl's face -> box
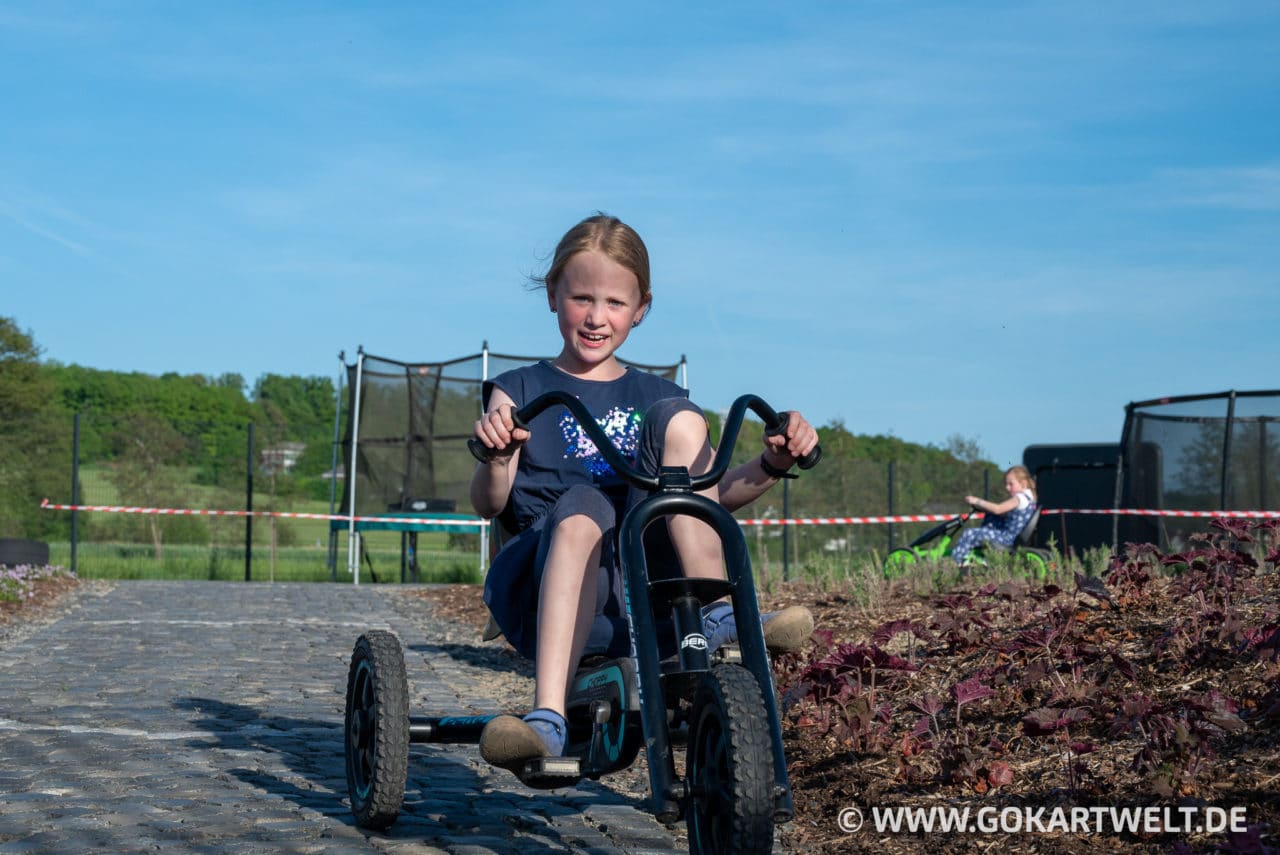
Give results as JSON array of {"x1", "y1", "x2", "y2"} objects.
[
  {"x1": 549, "y1": 248, "x2": 647, "y2": 379},
  {"x1": 1004, "y1": 472, "x2": 1024, "y2": 495}
]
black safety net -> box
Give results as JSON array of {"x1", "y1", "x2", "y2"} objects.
[
  {"x1": 1116, "y1": 390, "x2": 1280, "y2": 550},
  {"x1": 339, "y1": 349, "x2": 683, "y2": 516}
]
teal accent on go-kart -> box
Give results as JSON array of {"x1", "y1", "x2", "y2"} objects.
[{"x1": 883, "y1": 506, "x2": 1053, "y2": 580}]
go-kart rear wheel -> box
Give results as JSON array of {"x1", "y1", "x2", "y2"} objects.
[
  {"x1": 345, "y1": 630, "x2": 409, "y2": 830},
  {"x1": 1021, "y1": 548, "x2": 1053, "y2": 580},
  {"x1": 883, "y1": 547, "x2": 920, "y2": 579},
  {"x1": 686, "y1": 664, "x2": 774, "y2": 855}
]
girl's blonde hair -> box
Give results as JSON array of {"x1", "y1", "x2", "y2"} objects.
[
  {"x1": 535, "y1": 212, "x2": 652, "y2": 317},
  {"x1": 1006, "y1": 465, "x2": 1037, "y2": 499}
]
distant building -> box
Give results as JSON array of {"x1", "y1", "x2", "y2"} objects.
[{"x1": 261, "y1": 442, "x2": 306, "y2": 474}]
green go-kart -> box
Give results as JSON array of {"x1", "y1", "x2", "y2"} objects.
[{"x1": 883, "y1": 505, "x2": 1052, "y2": 579}]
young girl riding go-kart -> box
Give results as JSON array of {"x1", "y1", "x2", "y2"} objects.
[
  {"x1": 883, "y1": 466, "x2": 1052, "y2": 578},
  {"x1": 344, "y1": 390, "x2": 820, "y2": 855}
]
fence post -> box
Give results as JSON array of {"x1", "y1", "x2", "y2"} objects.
[
  {"x1": 71, "y1": 412, "x2": 80, "y2": 575},
  {"x1": 983, "y1": 468, "x2": 990, "y2": 501},
  {"x1": 327, "y1": 351, "x2": 345, "y2": 582},
  {"x1": 1221, "y1": 391, "x2": 1236, "y2": 510},
  {"x1": 245, "y1": 422, "x2": 254, "y2": 582},
  {"x1": 782, "y1": 478, "x2": 791, "y2": 582},
  {"x1": 1259, "y1": 419, "x2": 1269, "y2": 506},
  {"x1": 887, "y1": 461, "x2": 895, "y2": 553}
]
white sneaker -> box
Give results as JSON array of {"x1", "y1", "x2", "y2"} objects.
[{"x1": 702, "y1": 603, "x2": 814, "y2": 654}]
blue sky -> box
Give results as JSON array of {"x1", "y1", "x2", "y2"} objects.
[{"x1": 3, "y1": 1, "x2": 1277, "y2": 469}]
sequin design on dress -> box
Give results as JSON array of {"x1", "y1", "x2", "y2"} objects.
[{"x1": 559, "y1": 406, "x2": 643, "y2": 477}]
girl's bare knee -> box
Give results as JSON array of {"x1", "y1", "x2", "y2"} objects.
[
  {"x1": 551, "y1": 513, "x2": 605, "y2": 552},
  {"x1": 662, "y1": 410, "x2": 711, "y2": 468}
]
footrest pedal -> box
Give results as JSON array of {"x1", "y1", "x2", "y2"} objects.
[
  {"x1": 711, "y1": 645, "x2": 742, "y2": 664},
  {"x1": 519, "y1": 756, "x2": 583, "y2": 790}
]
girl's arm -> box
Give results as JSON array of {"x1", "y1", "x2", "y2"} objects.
[
  {"x1": 717, "y1": 411, "x2": 819, "y2": 512},
  {"x1": 966, "y1": 494, "x2": 1020, "y2": 515},
  {"x1": 468, "y1": 387, "x2": 528, "y2": 519}
]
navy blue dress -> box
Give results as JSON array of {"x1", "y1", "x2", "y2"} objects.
[{"x1": 480, "y1": 361, "x2": 693, "y2": 659}]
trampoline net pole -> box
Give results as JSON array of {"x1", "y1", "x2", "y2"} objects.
[{"x1": 347, "y1": 350, "x2": 365, "y2": 584}]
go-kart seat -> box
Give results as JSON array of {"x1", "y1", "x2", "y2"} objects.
[
  {"x1": 1010, "y1": 504, "x2": 1053, "y2": 575},
  {"x1": 482, "y1": 520, "x2": 514, "y2": 642},
  {"x1": 973, "y1": 504, "x2": 1041, "y2": 559},
  {"x1": 1015, "y1": 505, "x2": 1042, "y2": 548}
]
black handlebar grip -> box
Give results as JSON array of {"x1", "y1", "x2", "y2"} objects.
[
  {"x1": 797, "y1": 445, "x2": 822, "y2": 470},
  {"x1": 467, "y1": 438, "x2": 495, "y2": 464},
  {"x1": 468, "y1": 408, "x2": 532, "y2": 464},
  {"x1": 763, "y1": 412, "x2": 823, "y2": 471},
  {"x1": 763, "y1": 412, "x2": 790, "y2": 440}
]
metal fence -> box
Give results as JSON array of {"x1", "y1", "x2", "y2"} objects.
[
  {"x1": 56, "y1": 410, "x2": 387, "y2": 583},
  {"x1": 50, "y1": 411, "x2": 999, "y2": 584}
]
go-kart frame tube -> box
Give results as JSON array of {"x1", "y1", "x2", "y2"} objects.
[
  {"x1": 408, "y1": 714, "x2": 492, "y2": 743},
  {"x1": 619, "y1": 489, "x2": 795, "y2": 824}
]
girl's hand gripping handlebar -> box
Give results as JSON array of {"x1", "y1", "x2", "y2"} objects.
[
  {"x1": 469, "y1": 405, "x2": 530, "y2": 463},
  {"x1": 763, "y1": 411, "x2": 822, "y2": 474},
  {"x1": 468, "y1": 392, "x2": 821, "y2": 490}
]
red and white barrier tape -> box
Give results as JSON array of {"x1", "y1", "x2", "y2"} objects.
[
  {"x1": 739, "y1": 513, "x2": 964, "y2": 526},
  {"x1": 1043, "y1": 508, "x2": 1280, "y2": 519},
  {"x1": 40, "y1": 500, "x2": 1280, "y2": 527},
  {"x1": 38, "y1": 500, "x2": 489, "y2": 528},
  {"x1": 737, "y1": 509, "x2": 1280, "y2": 525}
]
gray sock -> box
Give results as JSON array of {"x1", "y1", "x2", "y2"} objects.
[{"x1": 522, "y1": 708, "x2": 566, "y2": 756}]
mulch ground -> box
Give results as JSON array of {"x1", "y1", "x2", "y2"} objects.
[
  {"x1": 13, "y1": 560, "x2": 1277, "y2": 855},
  {"x1": 406, "y1": 562, "x2": 1280, "y2": 855},
  {"x1": 0, "y1": 574, "x2": 81, "y2": 627}
]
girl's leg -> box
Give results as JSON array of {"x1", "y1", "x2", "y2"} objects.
[
  {"x1": 529, "y1": 484, "x2": 617, "y2": 716},
  {"x1": 480, "y1": 485, "x2": 616, "y2": 772},
  {"x1": 952, "y1": 527, "x2": 977, "y2": 560},
  {"x1": 533, "y1": 511, "x2": 604, "y2": 716},
  {"x1": 658, "y1": 408, "x2": 723, "y2": 580},
  {"x1": 639, "y1": 398, "x2": 813, "y2": 653},
  {"x1": 951, "y1": 528, "x2": 980, "y2": 563},
  {"x1": 953, "y1": 526, "x2": 1002, "y2": 564}
]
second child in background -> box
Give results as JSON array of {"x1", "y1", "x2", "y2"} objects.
[{"x1": 952, "y1": 465, "x2": 1038, "y2": 566}]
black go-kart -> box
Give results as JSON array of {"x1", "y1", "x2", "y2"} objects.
[{"x1": 344, "y1": 390, "x2": 821, "y2": 855}]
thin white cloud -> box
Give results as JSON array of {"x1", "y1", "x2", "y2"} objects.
[
  {"x1": 1149, "y1": 163, "x2": 1280, "y2": 212},
  {"x1": 0, "y1": 8, "x2": 104, "y2": 38},
  {"x1": 0, "y1": 197, "x2": 93, "y2": 257}
]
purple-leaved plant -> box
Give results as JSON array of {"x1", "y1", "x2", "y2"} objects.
[{"x1": 0, "y1": 563, "x2": 74, "y2": 603}]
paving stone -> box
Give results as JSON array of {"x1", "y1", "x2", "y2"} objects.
[{"x1": 0, "y1": 581, "x2": 704, "y2": 853}]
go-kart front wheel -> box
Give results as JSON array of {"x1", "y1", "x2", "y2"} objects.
[
  {"x1": 686, "y1": 664, "x2": 774, "y2": 855},
  {"x1": 883, "y1": 547, "x2": 920, "y2": 579},
  {"x1": 345, "y1": 630, "x2": 409, "y2": 830}
]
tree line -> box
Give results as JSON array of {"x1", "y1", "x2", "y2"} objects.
[{"x1": 0, "y1": 316, "x2": 342, "y2": 540}]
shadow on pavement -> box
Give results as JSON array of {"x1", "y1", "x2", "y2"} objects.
[
  {"x1": 408, "y1": 641, "x2": 532, "y2": 677},
  {"x1": 176, "y1": 696, "x2": 649, "y2": 851}
]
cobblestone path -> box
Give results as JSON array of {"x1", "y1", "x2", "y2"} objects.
[{"x1": 0, "y1": 581, "x2": 682, "y2": 854}]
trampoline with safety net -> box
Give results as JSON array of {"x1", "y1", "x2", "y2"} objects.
[
  {"x1": 1114, "y1": 389, "x2": 1280, "y2": 551},
  {"x1": 327, "y1": 344, "x2": 686, "y2": 581}
]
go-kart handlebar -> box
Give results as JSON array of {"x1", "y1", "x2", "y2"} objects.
[{"x1": 468, "y1": 390, "x2": 821, "y2": 492}]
